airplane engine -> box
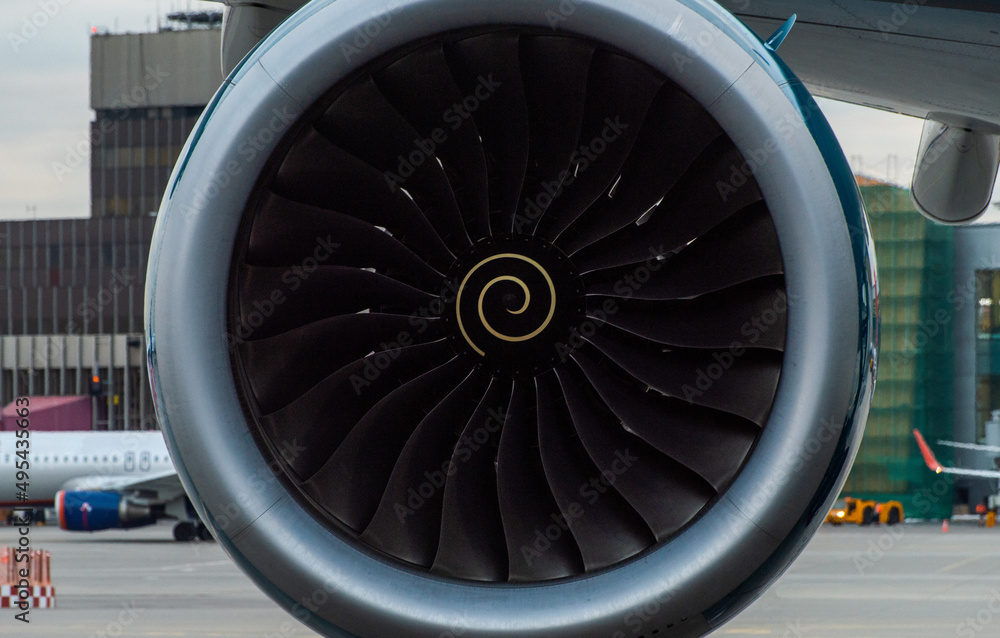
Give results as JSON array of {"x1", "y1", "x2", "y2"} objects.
[
  {"x1": 55, "y1": 491, "x2": 156, "y2": 532},
  {"x1": 145, "y1": 0, "x2": 878, "y2": 636}
]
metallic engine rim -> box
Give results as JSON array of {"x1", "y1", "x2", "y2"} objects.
[{"x1": 145, "y1": 0, "x2": 875, "y2": 636}]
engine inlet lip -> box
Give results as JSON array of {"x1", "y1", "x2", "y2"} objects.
[{"x1": 146, "y1": 1, "x2": 875, "y2": 636}]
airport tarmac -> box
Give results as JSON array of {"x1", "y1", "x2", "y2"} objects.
[{"x1": 2, "y1": 521, "x2": 1000, "y2": 637}]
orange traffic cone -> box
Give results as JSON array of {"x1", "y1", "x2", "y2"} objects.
[{"x1": 942, "y1": 519, "x2": 950, "y2": 533}]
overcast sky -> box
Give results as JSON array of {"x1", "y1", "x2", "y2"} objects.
[{"x1": 1, "y1": 0, "x2": 993, "y2": 222}]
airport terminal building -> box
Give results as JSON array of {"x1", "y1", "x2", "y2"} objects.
[{"x1": 0, "y1": 22, "x2": 221, "y2": 430}]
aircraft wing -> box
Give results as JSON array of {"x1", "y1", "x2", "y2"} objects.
[
  {"x1": 717, "y1": 0, "x2": 1000, "y2": 127},
  {"x1": 717, "y1": 0, "x2": 1000, "y2": 223},
  {"x1": 913, "y1": 429, "x2": 1000, "y2": 479},
  {"x1": 59, "y1": 469, "x2": 186, "y2": 504}
]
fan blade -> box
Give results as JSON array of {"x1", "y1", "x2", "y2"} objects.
[
  {"x1": 574, "y1": 187, "x2": 770, "y2": 272},
  {"x1": 362, "y1": 371, "x2": 491, "y2": 567},
  {"x1": 582, "y1": 202, "x2": 782, "y2": 299},
  {"x1": 585, "y1": 329, "x2": 781, "y2": 427},
  {"x1": 238, "y1": 314, "x2": 445, "y2": 415},
  {"x1": 535, "y1": 372, "x2": 654, "y2": 572},
  {"x1": 272, "y1": 127, "x2": 454, "y2": 269},
  {"x1": 375, "y1": 44, "x2": 487, "y2": 242},
  {"x1": 555, "y1": 365, "x2": 715, "y2": 541},
  {"x1": 301, "y1": 357, "x2": 469, "y2": 532},
  {"x1": 445, "y1": 33, "x2": 530, "y2": 234},
  {"x1": 433, "y1": 378, "x2": 513, "y2": 581},
  {"x1": 589, "y1": 276, "x2": 787, "y2": 351},
  {"x1": 248, "y1": 191, "x2": 444, "y2": 292},
  {"x1": 236, "y1": 264, "x2": 435, "y2": 340},
  {"x1": 534, "y1": 50, "x2": 664, "y2": 242},
  {"x1": 258, "y1": 340, "x2": 456, "y2": 481},
  {"x1": 554, "y1": 86, "x2": 724, "y2": 254},
  {"x1": 314, "y1": 77, "x2": 469, "y2": 251},
  {"x1": 572, "y1": 347, "x2": 760, "y2": 489},
  {"x1": 514, "y1": 36, "x2": 594, "y2": 234},
  {"x1": 498, "y1": 380, "x2": 584, "y2": 581}
]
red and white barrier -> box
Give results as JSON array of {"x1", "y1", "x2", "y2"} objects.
[{"x1": 0, "y1": 547, "x2": 55, "y2": 608}]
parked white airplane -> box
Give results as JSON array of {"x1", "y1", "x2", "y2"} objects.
[{"x1": 0, "y1": 431, "x2": 208, "y2": 541}]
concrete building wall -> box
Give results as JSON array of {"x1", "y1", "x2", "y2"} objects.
[
  {"x1": 89, "y1": 28, "x2": 222, "y2": 218},
  {"x1": 90, "y1": 29, "x2": 223, "y2": 110},
  {"x1": 0, "y1": 218, "x2": 156, "y2": 430}
]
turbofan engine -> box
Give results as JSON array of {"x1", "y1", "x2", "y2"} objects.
[
  {"x1": 55, "y1": 491, "x2": 157, "y2": 531},
  {"x1": 146, "y1": 1, "x2": 877, "y2": 636}
]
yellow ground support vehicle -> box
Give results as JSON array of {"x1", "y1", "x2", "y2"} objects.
[
  {"x1": 825, "y1": 497, "x2": 904, "y2": 525},
  {"x1": 877, "y1": 500, "x2": 905, "y2": 525}
]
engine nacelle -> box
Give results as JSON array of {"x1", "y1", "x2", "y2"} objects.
[
  {"x1": 911, "y1": 116, "x2": 1000, "y2": 225},
  {"x1": 55, "y1": 491, "x2": 156, "y2": 532},
  {"x1": 147, "y1": 0, "x2": 878, "y2": 636}
]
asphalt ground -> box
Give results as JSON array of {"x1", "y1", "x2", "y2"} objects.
[{"x1": 2, "y1": 521, "x2": 999, "y2": 637}]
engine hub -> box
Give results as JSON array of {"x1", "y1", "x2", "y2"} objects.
[{"x1": 443, "y1": 234, "x2": 586, "y2": 377}]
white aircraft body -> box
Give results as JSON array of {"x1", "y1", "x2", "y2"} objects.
[{"x1": 0, "y1": 431, "x2": 207, "y2": 541}]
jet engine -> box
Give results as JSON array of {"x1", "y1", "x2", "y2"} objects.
[
  {"x1": 145, "y1": 0, "x2": 878, "y2": 636},
  {"x1": 55, "y1": 491, "x2": 157, "y2": 532}
]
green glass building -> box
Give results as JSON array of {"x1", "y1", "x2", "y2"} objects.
[{"x1": 840, "y1": 180, "x2": 955, "y2": 520}]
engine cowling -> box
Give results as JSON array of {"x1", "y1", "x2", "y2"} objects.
[
  {"x1": 146, "y1": 1, "x2": 878, "y2": 636},
  {"x1": 55, "y1": 491, "x2": 156, "y2": 531}
]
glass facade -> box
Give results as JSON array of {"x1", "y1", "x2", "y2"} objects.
[
  {"x1": 975, "y1": 271, "x2": 1000, "y2": 441},
  {"x1": 89, "y1": 107, "x2": 203, "y2": 218},
  {"x1": 840, "y1": 181, "x2": 955, "y2": 519}
]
